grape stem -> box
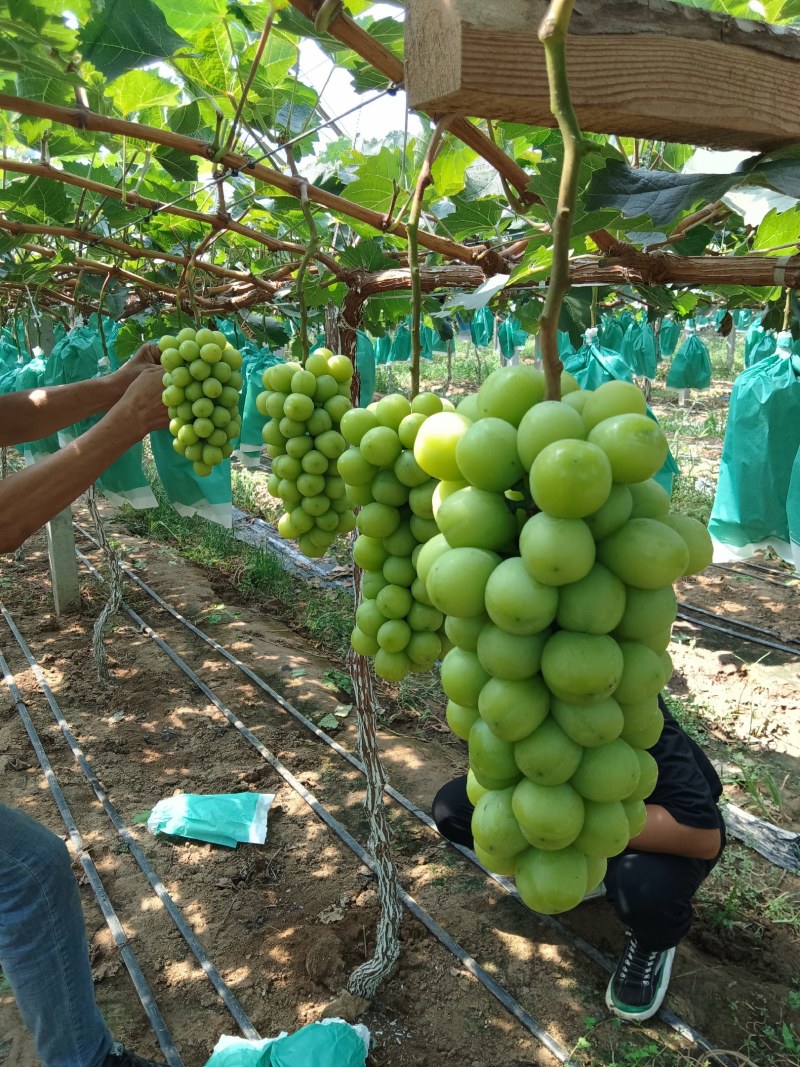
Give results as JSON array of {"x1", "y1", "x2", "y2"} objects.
[
  {"x1": 408, "y1": 118, "x2": 451, "y2": 399},
  {"x1": 538, "y1": 0, "x2": 585, "y2": 401}
]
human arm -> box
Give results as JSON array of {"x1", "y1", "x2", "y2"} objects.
[
  {"x1": 0, "y1": 343, "x2": 161, "y2": 447},
  {"x1": 0, "y1": 366, "x2": 168, "y2": 552},
  {"x1": 630, "y1": 803, "x2": 722, "y2": 860}
]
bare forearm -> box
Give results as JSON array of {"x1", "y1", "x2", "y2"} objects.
[
  {"x1": 0, "y1": 413, "x2": 141, "y2": 552},
  {"x1": 629, "y1": 804, "x2": 722, "y2": 860},
  {"x1": 0, "y1": 377, "x2": 125, "y2": 446}
]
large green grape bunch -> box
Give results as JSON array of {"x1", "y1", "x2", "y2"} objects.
[
  {"x1": 341, "y1": 391, "x2": 456, "y2": 683},
  {"x1": 257, "y1": 348, "x2": 356, "y2": 559},
  {"x1": 159, "y1": 327, "x2": 244, "y2": 477},
  {"x1": 415, "y1": 368, "x2": 713, "y2": 915}
]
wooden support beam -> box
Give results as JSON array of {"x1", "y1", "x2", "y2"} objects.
[{"x1": 405, "y1": 0, "x2": 800, "y2": 151}]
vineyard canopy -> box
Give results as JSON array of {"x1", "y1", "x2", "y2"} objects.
[{"x1": 0, "y1": 0, "x2": 800, "y2": 352}]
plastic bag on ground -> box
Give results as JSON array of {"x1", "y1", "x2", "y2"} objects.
[
  {"x1": 708, "y1": 345, "x2": 800, "y2": 563},
  {"x1": 205, "y1": 1020, "x2": 370, "y2": 1067},
  {"x1": 147, "y1": 792, "x2": 275, "y2": 848}
]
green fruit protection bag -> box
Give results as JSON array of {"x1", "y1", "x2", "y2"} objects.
[
  {"x1": 744, "y1": 323, "x2": 777, "y2": 368},
  {"x1": 621, "y1": 320, "x2": 658, "y2": 379},
  {"x1": 147, "y1": 792, "x2": 274, "y2": 848},
  {"x1": 150, "y1": 429, "x2": 233, "y2": 527},
  {"x1": 563, "y1": 330, "x2": 633, "y2": 391},
  {"x1": 204, "y1": 1021, "x2": 369, "y2": 1067},
  {"x1": 374, "y1": 333, "x2": 392, "y2": 366},
  {"x1": 666, "y1": 331, "x2": 712, "y2": 390},
  {"x1": 470, "y1": 305, "x2": 494, "y2": 347},
  {"x1": 787, "y1": 444, "x2": 800, "y2": 574},
  {"x1": 598, "y1": 315, "x2": 624, "y2": 354},
  {"x1": 658, "y1": 317, "x2": 681, "y2": 358},
  {"x1": 709, "y1": 350, "x2": 800, "y2": 561},
  {"x1": 234, "y1": 343, "x2": 281, "y2": 468},
  {"x1": 498, "y1": 315, "x2": 527, "y2": 359},
  {"x1": 45, "y1": 323, "x2": 156, "y2": 509}
]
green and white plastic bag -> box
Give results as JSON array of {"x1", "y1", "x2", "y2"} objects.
[
  {"x1": 744, "y1": 322, "x2": 776, "y2": 368},
  {"x1": 598, "y1": 315, "x2": 624, "y2": 354},
  {"x1": 147, "y1": 792, "x2": 275, "y2": 848},
  {"x1": 563, "y1": 328, "x2": 633, "y2": 390},
  {"x1": 708, "y1": 340, "x2": 800, "y2": 564},
  {"x1": 666, "y1": 329, "x2": 712, "y2": 391},
  {"x1": 498, "y1": 315, "x2": 527, "y2": 360},
  {"x1": 658, "y1": 317, "x2": 681, "y2": 358},
  {"x1": 621, "y1": 320, "x2": 657, "y2": 380},
  {"x1": 235, "y1": 343, "x2": 281, "y2": 468},
  {"x1": 150, "y1": 429, "x2": 233, "y2": 527},
  {"x1": 204, "y1": 1020, "x2": 370, "y2": 1067}
]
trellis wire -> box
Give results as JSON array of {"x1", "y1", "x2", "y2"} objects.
[
  {"x1": 86, "y1": 484, "x2": 124, "y2": 685},
  {"x1": 0, "y1": 653, "x2": 185, "y2": 1067}
]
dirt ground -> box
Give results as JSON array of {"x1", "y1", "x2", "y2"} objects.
[{"x1": 1, "y1": 495, "x2": 798, "y2": 1067}]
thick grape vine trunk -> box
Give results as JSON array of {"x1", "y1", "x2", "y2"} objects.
[
  {"x1": 335, "y1": 290, "x2": 403, "y2": 999},
  {"x1": 87, "y1": 486, "x2": 124, "y2": 686}
]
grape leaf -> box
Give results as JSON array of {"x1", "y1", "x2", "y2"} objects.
[{"x1": 80, "y1": 0, "x2": 189, "y2": 80}]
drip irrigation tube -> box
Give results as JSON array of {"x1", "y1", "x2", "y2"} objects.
[
  {"x1": 13, "y1": 565, "x2": 580, "y2": 1067},
  {"x1": 675, "y1": 608, "x2": 800, "y2": 658},
  {"x1": 0, "y1": 653, "x2": 185, "y2": 1067},
  {"x1": 710, "y1": 562, "x2": 799, "y2": 590},
  {"x1": 73, "y1": 529, "x2": 724, "y2": 1062},
  {"x1": 0, "y1": 605, "x2": 260, "y2": 1042}
]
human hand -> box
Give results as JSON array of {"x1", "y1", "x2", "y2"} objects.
[
  {"x1": 115, "y1": 365, "x2": 170, "y2": 436},
  {"x1": 108, "y1": 342, "x2": 162, "y2": 397}
]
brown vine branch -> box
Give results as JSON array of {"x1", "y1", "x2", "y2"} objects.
[{"x1": 223, "y1": 3, "x2": 276, "y2": 157}]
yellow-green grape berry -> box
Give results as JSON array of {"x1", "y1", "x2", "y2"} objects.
[
  {"x1": 189, "y1": 359, "x2": 211, "y2": 381},
  {"x1": 179, "y1": 339, "x2": 200, "y2": 362},
  {"x1": 208, "y1": 428, "x2": 228, "y2": 447},
  {"x1": 291, "y1": 369, "x2": 316, "y2": 397},
  {"x1": 178, "y1": 424, "x2": 198, "y2": 447},
  {"x1": 227, "y1": 420, "x2": 241, "y2": 441},
  {"x1": 162, "y1": 385, "x2": 184, "y2": 407},
  {"x1": 167, "y1": 406, "x2": 178, "y2": 419},
  {"x1": 185, "y1": 381, "x2": 204, "y2": 402},
  {"x1": 193, "y1": 461, "x2": 212, "y2": 477},
  {"x1": 301, "y1": 450, "x2": 328, "y2": 476},
  {"x1": 266, "y1": 392, "x2": 287, "y2": 419},
  {"x1": 307, "y1": 408, "x2": 332, "y2": 436},
  {"x1": 211, "y1": 361, "x2": 232, "y2": 383},
  {"x1": 161, "y1": 349, "x2": 183, "y2": 372},
  {"x1": 176, "y1": 327, "x2": 197, "y2": 344},
  {"x1": 176, "y1": 401, "x2": 194, "y2": 422},
  {"x1": 192, "y1": 398, "x2": 214, "y2": 419},
  {"x1": 327, "y1": 354, "x2": 353, "y2": 383},
  {"x1": 172, "y1": 437, "x2": 186, "y2": 455},
  {"x1": 223, "y1": 347, "x2": 243, "y2": 370},
  {"x1": 159, "y1": 334, "x2": 179, "y2": 353},
  {"x1": 284, "y1": 393, "x2": 314, "y2": 422},
  {"x1": 286, "y1": 435, "x2": 313, "y2": 459},
  {"x1": 171, "y1": 365, "x2": 192, "y2": 388},
  {"x1": 211, "y1": 406, "x2": 231, "y2": 428},
  {"x1": 202, "y1": 377, "x2": 223, "y2": 399},
  {"x1": 220, "y1": 386, "x2": 239, "y2": 409},
  {"x1": 305, "y1": 351, "x2": 329, "y2": 376},
  {"x1": 202, "y1": 444, "x2": 223, "y2": 467},
  {"x1": 315, "y1": 509, "x2": 339, "y2": 532},
  {"x1": 256, "y1": 391, "x2": 269, "y2": 417},
  {"x1": 314, "y1": 375, "x2": 339, "y2": 403},
  {"x1": 279, "y1": 417, "x2": 306, "y2": 439},
  {"x1": 211, "y1": 331, "x2": 227, "y2": 350},
  {"x1": 194, "y1": 328, "x2": 216, "y2": 348},
  {"x1": 168, "y1": 418, "x2": 183, "y2": 437},
  {"x1": 185, "y1": 442, "x2": 203, "y2": 462},
  {"x1": 193, "y1": 417, "x2": 214, "y2": 439},
  {"x1": 200, "y1": 343, "x2": 222, "y2": 364},
  {"x1": 162, "y1": 371, "x2": 173, "y2": 388},
  {"x1": 228, "y1": 370, "x2": 243, "y2": 391},
  {"x1": 221, "y1": 443, "x2": 234, "y2": 458}
]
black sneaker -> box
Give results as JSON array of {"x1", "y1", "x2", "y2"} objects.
[
  {"x1": 103, "y1": 1042, "x2": 166, "y2": 1067},
  {"x1": 605, "y1": 934, "x2": 676, "y2": 1022}
]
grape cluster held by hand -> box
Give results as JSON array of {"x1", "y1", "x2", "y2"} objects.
[{"x1": 159, "y1": 327, "x2": 244, "y2": 477}]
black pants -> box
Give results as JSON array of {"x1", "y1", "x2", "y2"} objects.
[{"x1": 432, "y1": 776, "x2": 724, "y2": 952}]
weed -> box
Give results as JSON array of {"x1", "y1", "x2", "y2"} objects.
[
  {"x1": 723, "y1": 754, "x2": 786, "y2": 821},
  {"x1": 670, "y1": 475, "x2": 715, "y2": 524},
  {"x1": 660, "y1": 691, "x2": 709, "y2": 744}
]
